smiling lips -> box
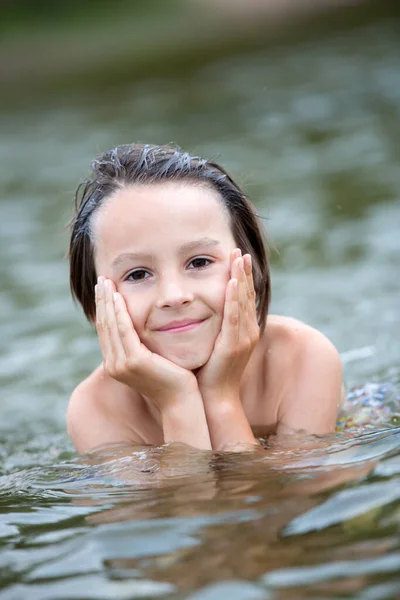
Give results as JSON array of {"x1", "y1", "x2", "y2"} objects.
[{"x1": 156, "y1": 319, "x2": 205, "y2": 334}]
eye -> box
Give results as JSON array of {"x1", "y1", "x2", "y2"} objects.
[
  {"x1": 188, "y1": 257, "x2": 212, "y2": 270},
  {"x1": 125, "y1": 269, "x2": 151, "y2": 282}
]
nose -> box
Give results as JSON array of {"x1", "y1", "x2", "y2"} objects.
[{"x1": 155, "y1": 273, "x2": 194, "y2": 309}]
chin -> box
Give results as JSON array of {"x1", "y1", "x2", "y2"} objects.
[
  {"x1": 146, "y1": 333, "x2": 217, "y2": 371},
  {"x1": 156, "y1": 342, "x2": 212, "y2": 371},
  {"x1": 167, "y1": 351, "x2": 210, "y2": 371}
]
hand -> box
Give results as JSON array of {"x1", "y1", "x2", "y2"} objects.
[
  {"x1": 95, "y1": 277, "x2": 198, "y2": 409},
  {"x1": 196, "y1": 249, "x2": 260, "y2": 399}
]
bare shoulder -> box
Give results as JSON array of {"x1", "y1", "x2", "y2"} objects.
[
  {"x1": 265, "y1": 315, "x2": 340, "y2": 360},
  {"x1": 262, "y1": 315, "x2": 342, "y2": 435},
  {"x1": 67, "y1": 365, "x2": 109, "y2": 421},
  {"x1": 67, "y1": 366, "x2": 148, "y2": 454}
]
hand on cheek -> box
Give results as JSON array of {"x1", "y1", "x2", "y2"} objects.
[
  {"x1": 196, "y1": 248, "x2": 260, "y2": 399},
  {"x1": 95, "y1": 276, "x2": 198, "y2": 409}
]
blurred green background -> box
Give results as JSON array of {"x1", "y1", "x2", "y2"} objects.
[{"x1": 1, "y1": 0, "x2": 398, "y2": 106}]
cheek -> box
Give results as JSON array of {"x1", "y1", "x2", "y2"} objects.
[
  {"x1": 212, "y1": 290, "x2": 226, "y2": 321},
  {"x1": 209, "y1": 270, "x2": 229, "y2": 315},
  {"x1": 120, "y1": 290, "x2": 147, "y2": 334}
]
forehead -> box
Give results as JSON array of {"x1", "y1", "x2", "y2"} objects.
[{"x1": 92, "y1": 181, "x2": 233, "y2": 255}]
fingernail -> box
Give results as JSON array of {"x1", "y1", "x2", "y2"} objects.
[
  {"x1": 97, "y1": 276, "x2": 104, "y2": 285},
  {"x1": 113, "y1": 292, "x2": 119, "y2": 303},
  {"x1": 104, "y1": 279, "x2": 110, "y2": 291},
  {"x1": 238, "y1": 257, "x2": 244, "y2": 270},
  {"x1": 244, "y1": 254, "x2": 252, "y2": 270}
]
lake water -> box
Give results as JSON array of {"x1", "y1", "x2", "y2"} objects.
[{"x1": 1, "y1": 11, "x2": 400, "y2": 600}]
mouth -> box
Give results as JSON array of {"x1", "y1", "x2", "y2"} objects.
[{"x1": 156, "y1": 319, "x2": 205, "y2": 334}]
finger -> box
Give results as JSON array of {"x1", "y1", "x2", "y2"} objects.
[
  {"x1": 243, "y1": 254, "x2": 259, "y2": 341},
  {"x1": 95, "y1": 276, "x2": 113, "y2": 362},
  {"x1": 220, "y1": 277, "x2": 239, "y2": 346},
  {"x1": 113, "y1": 291, "x2": 142, "y2": 358},
  {"x1": 230, "y1": 248, "x2": 241, "y2": 272},
  {"x1": 235, "y1": 256, "x2": 250, "y2": 340},
  {"x1": 233, "y1": 256, "x2": 258, "y2": 347},
  {"x1": 103, "y1": 279, "x2": 126, "y2": 364},
  {"x1": 243, "y1": 254, "x2": 257, "y2": 316},
  {"x1": 231, "y1": 255, "x2": 247, "y2": 302},
  {"x1": 229, "y1": 256, "x2": 248, "y2": 346},
  {"x1": 237, "y1": 256, "x2": 247, "y2": 309}
]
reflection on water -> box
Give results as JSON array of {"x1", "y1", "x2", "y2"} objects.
[
  {"x1": 0, "y1": 427, "x2": 399, "y2": 599},
  {"x1": 0, "y1": 8, "x2": 400, "y2": 600}
]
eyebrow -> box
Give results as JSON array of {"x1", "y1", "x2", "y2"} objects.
[{"x1": 111, "y1": 237, "x2": 222, "y2": 269}]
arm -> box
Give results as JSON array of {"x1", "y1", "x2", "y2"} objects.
[
  {"x1": 67, "y1": 384, "x2": 215, "y2": 491},
  {"x1": 198, "y1": 250, "x2": 260, "y2": 450},
  {"x1": 201, "y1": 397, "x2": 257, "y2": 451},
  {"x1": 67, "y1": 382, "x2": 211, "y2": 454},
  {"x1": 66, "y1": 382, "x2": 140, "y2": 455},
  {"x1": 277, "y1": 329, "x2": 343, "y2": 436},
  {"x1": 159, "y1": 388, "x2": 212, "y2": 449},
  {"x1": 96, "y1": 277, "x2": 212, "y2": 450}
]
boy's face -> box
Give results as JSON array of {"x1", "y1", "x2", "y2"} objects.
[{"x1": 92, "y1": 181, "x2": 237, "y2": 370}]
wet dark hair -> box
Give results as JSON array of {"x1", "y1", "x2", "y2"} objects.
[{"x1": 69, "y1": 143, "x2": 270, "y2": 331}]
